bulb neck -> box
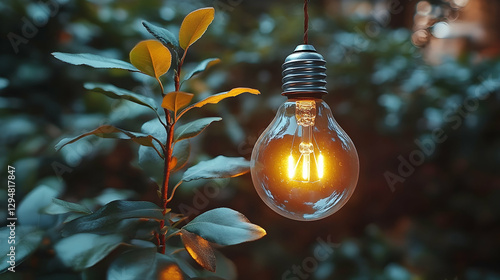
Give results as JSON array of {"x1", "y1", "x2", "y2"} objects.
[{"x1": 281, "y1": 44, "x2": 327, "y2": 99}]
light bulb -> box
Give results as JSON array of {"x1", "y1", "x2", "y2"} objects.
[{"x1": 250, "y1": 45, "x2": 359, "y2": 221}]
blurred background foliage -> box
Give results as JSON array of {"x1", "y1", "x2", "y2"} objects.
[{"x1": 1, "y1": 0, "x2": 500, "y2": 279}]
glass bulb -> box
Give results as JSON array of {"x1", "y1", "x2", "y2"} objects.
[{"x1": 250, "y1": 98, "x2": 359, "y2": 221}]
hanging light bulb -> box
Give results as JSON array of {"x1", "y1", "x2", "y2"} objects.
[{"x1": 250, "y1": 44, "x2": 359, "y2": 221}]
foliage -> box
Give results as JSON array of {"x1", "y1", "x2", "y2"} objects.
[{"x1": 0, "y1": 6, "x2": 264, "y2": 279}]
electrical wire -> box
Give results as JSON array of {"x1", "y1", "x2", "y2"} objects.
[{"x1": 304, "y1": 0, "x2": 309, "y2": 44}]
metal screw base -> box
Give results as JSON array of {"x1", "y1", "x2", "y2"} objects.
[{"x1": 282, "y1": 44, "x2": 327, "y2": 98}]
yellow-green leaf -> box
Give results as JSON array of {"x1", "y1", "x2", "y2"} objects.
[
  {"x1": 176, "y1": 88, "x2": 260, "y2": 120},
  {"x1": 180, "y1": 229, "x2": 216, "y2": 272},
  {"x1": 129, "y1": 40, "x2": 171, "y2": 79},
  {"x1": 162, "y1": 91, "x2": 194, "y2": 116},
  {"x1": 179, "y1": 7, "x2": 215, "y2": 50},
  {"x1": 192, "y1": 88, "x2": 260, "y2": 109}
]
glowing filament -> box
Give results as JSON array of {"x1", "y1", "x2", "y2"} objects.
[
  {"x1": 285, "y1": 100, "x2": 326, "y2": 182},
  {"x1": 318, "y1": 153, "x2": 324, "y2": 178}
]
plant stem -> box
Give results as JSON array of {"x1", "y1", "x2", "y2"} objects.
[
  {"x1": 159, "y1": 50, "x2": 187, "y2": 254},
  {"x1": 174, "y1": 49, "x2": 187, "y2": 92},
  {"x1": 159, "y1": 115, "x2": 174, "y2": 254},
  {"x1": 162, "y1": 119, "x2": 175, "y2": 212}
]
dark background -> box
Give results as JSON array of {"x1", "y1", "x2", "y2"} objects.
[{"x1": 1, "y1": 0, "x2": 500, "y2": 279}]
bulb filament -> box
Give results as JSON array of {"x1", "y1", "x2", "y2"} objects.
[{"x1": 286, "y1": 100, "x2": 325, "y2": 182}]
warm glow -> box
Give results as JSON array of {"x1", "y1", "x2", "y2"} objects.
[
  {"x1": 318, "y1": 153, "x2": 324, "y2": 178},
  {"x1": 302, "y1": 154, "x2": 310, "y2": 180},
  {"x1": 160, "y1": 265, "x2": 183, "y2": 280},
  {"x1": 286, "y1": 150, "x2": 326, "y2": 182},
  {"x1": 250, "y1": 95, "x2": 359, "y2": 220},
  {"x1": 288, "y1": 154, "x2": 295, "y2": 178}
]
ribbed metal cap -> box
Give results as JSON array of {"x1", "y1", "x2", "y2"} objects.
[{"x1": 282, "y1": 44, "x2": 327, "y2": 98}]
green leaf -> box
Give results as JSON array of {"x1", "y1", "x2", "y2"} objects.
[
  {"x1": 64, "y1": 213, "x2": 89, "y2": 223},
  {"x1": 18, "y1": 184, "x2": 60, "y2": 229},
  {"x1": 155, "y1": 253, "x2": 191, "y2": 279},
  {"x1": 138, "y1": 145, "x2": 164, "y2": 184},
  {"x1": 75, "y1": 218, "x2": 160, "y2": 237},
  {"x1": 55, "y1": 125, "x2": 162, "y2": 158},
  {"x1": 137, "y1": 120, "x2": 191, "y2": 175},
  {"x1": 164, "y1": 250, "x2": 198, "y2": 277},
  {"x1": 182, "y1": 208, "x2": 266, "y2": 246},
  {"x1": 54, "y1": 233, "x2": 124, "y2": 271},
  {"x1": 180, "y1": 229, "x2": 216, "y2": 272},
  {"x1": 140, "y1": 118, "x2": 165, "y2": 139},
  {"x1": 174, "y1": 117, "x2": 222, "y2": 142},
  {"x1": 42, "y1": 198, "x2": 92, "y2": 215},
  {"x1": 142, "y1": 21, "x2": 179, "y2": 49},
  {"x1": 183, "y1": 58, "x2": 220, "y2": 82},
  {"x1": 61, "y1": 200, "x2": 165, "y2": 236},
  {"x1": 84, "y1": 83, "x2": 158, "y2": 114},
  {"x1": 198, "y1": 251, "x2": 237, "y2": 280},
  {"x1": 76, "y1": 188, "x2": 136, "y2": 218},
  {"x1": 181, "y1": 156, "x2": 250, "y2": 182},
  {"x1": 107, "y1": 247, "x2": 157, "y2": 280},
  {"x1": 52, "y1": 52, "x2": 139, "y2": 72},
  {"x1": 0, "y1": 226, "x2": 44, "y2": 273},
  {"x1": 138, "y1": 119, "x2": 168, "y2": 183},
  {"x1": 172, "y1": 139, "x2": 191, "y2": 172},
  {"x1": 108, "y1": 247, "x2": 190, "y2": 280}
]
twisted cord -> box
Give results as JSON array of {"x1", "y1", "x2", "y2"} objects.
[{"x1": 304, "y1": 0, "x2": 309, "y2": 44}]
